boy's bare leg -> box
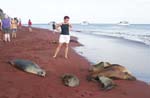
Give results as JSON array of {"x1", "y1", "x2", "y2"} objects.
[
  {"x1": 12, "y1": 32, "x2": 14, "y2": 38},
  {"x1": 8, "y1": 34, "x2": 10, "y2": 42},
  {"x1": 53, "y1": 43, "x2": 63, "y2": 58},
  {"x1": 29, "y1": 27, "x2": 32, "y2": 32},
  {"x1": 14, "y1": 32, "x2": 16, "y2": 38},
  {"x1": 65, "y1": 43, "x2": 69, "y2": 59},
  {"x1": 4, "y1": 34, "x2": 7, "y2": 42}
]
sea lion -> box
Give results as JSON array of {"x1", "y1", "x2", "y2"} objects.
[
  {"x1": 88, "y1": 62, "x2": 136, "y2": 81},
  {"x1": 98, "y1": 76, "x2": 117, "y2": 90},
  {"x1": 89, "y1": 62, "x2": 111, "y2": 73},
  {"x1": 62, "y1": 74, "x2": 80, "y2": 87},
  {"x1": 9, "y1": 59, "x2": 46, "y2": 77}
]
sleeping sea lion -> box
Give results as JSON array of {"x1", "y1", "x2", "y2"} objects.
[
  {"x1": 88, "y1": 62, "x2": 136, "y2": 81},
  {"x1": 62, "y1": 74, "x2": 80, "y2": 87},
  {"x1": 9, "y1": 59, "x2": 46, "y2": 77}
]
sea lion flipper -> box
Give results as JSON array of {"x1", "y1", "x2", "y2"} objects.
[
  {"x1": 98, "y1": 76, "x2": 117, "y2": 91},
  {"x1": 8, "y1": 60, "x2": 15, "y2": 66},
  {"x1": 102, "y1": 84, "x2": 116, "y2": 91}
]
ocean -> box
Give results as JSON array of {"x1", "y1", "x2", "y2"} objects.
[{"x1": 32, "y1": 24, "x2": 150, "y2": 83}]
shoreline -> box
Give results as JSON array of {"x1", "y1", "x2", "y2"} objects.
[
  {"x1": 0, "y1": 27, "x2": 150, "y2": 98},
  {"x1": 71, "y1": 31, "x2": 150, "y2": 83}
]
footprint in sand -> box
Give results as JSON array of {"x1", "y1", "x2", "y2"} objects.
[{"x1": 74, "y1": 90, "x2": 93, "y2": 98}]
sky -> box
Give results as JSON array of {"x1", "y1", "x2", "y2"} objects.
[{"x1": 1, "y1": 0, "x2": 150, "y2": 24}]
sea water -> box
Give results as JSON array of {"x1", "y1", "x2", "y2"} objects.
[{"x1": 32, "y1": 24, "x2": 150, "y2": 83}]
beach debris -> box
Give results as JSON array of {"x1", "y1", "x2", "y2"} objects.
[
  {"x1": 87, "y1": 62, "x2": 136, "y2": 90},
  {"x1": 70, "y1": 36, "x2": 79, "y2": 44},
  {"x1": 70, "y1": 39, "x2": 79, "y2": 43},
  {"x1": 98, "y1": 76, "x2": 117, "y2": 90},
  {"x1": 51, "y1": 41, "x2": 58, "y2": 44},
  {"x1": 9, "y1": 59, "x2": 46, "y2": 77},
  {"x1": 62, "y1": 74, "x2": 80, "y2": 87}
]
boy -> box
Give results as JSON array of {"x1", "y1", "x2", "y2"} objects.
[
  {"x1": 11, "y1": 18, "x2": 18, "y2": 38},
  {"x1": 53, "y1": 16, "x2": 72, "y2": 59},
  {"x1": 28, "y1": 19, "x2": 32, "y2": 32}
]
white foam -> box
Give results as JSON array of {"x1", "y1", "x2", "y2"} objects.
[{"x1": 74, "y1": 30, "x2": 150, "y2": 46}]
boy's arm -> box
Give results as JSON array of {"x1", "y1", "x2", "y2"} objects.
[
  {"x1": 69, "y1": 24, "x2": 72, "y2": 28},
  {"x1": 69, "y1": 24, "x2": 72, "y2": 31}
]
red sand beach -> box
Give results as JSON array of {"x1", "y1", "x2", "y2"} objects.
[{"x1": 0, "y1": 27, "x2": 150, "y2": 98}]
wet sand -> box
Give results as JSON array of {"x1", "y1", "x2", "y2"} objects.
[{"x1": 0, "y1": 27, "x2": 150, "y2": 98}]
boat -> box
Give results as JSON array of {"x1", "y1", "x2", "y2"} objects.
[
  {"x1": 118, "y1": 21, "x2": 130, "y2": 26},
  {"x1": 80, "y1": 21, "x2": 89, "y2": 25}
]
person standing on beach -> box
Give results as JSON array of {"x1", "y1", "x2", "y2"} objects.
[
  {"x1": 0, "y1": 19, "x2": 2, "y2": 41},
  {"x1": 53, "y1": 16, "x2": 72, "y2": 59},
  {"x1": 51, "y1": 21, "x2": 57, "y2": 43},
  {"x1": 18, "y1": 18, "x2": 22, "y2": 29},
  {"x1": 0, "y1": 19, "x2": 1, "y2": 28},
  {"x1": 52, "y1": 21, "x2": 56, "y2": 33},
  {"x1": 1, "y1": 15, "x2": 11, "y2": 42},
  {"x1": 11, "y1": 18, "x2": 18, "y2": 38},
  {"x1": 28, "y1": 19, "x2": 32, "y2": 32}
]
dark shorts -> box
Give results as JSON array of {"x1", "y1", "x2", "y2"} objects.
[
  {"x1": 3, "y1": 28, "x2": 10, "y2": 34},
  {"x1": 12, "y1": 28, "x2": 17, "y2": 33}
]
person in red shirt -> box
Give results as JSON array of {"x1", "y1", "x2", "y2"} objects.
[
  {"x1": 18, "y1": 18, "x2": 22, "y2": 30},
  {"x1": 28, "y1": 19, "x2": 32, "y2": 32}
]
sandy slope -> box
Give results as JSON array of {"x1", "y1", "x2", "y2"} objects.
[{"x1": 0, "y1": 27, "x2": 149, "y2": 98}]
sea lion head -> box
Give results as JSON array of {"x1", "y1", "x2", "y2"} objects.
[
  {"x1": 124, "y1": 72, "x2": 136, "y2": 80},
  {"x1": 37, "y1": 69, "x2": 46, "y2": 77},
  {"x1": 62, "y1": 74, "x2": 80, "y2": 87}
]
